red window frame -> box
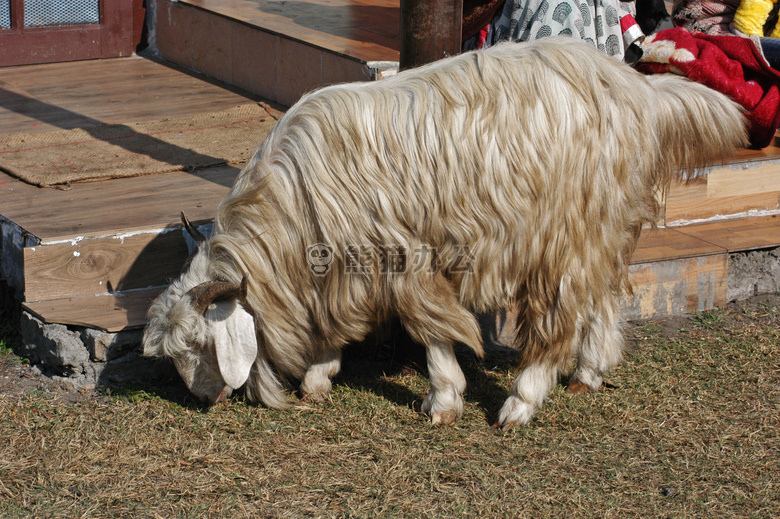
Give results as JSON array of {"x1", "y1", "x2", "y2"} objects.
[{"x1": 0, "y1": 0, "x2": 139, "y2": 67}]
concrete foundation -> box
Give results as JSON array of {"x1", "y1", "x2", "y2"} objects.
[
  {"x1": 18, "y1": 311, "x2": 164, "y2": 388},
  {"x1": 728, "y1": 248, "x2": 780, "y2": 301}
]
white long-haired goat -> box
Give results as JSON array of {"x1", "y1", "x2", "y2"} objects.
[{"x1": 143, "y1": 37, "x2": 747, "y2": 429}]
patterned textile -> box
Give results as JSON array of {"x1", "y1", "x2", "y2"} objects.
[
  {"x1": 671, "y1": 0, "x2": 741, "y2": 35},
  {"x1": 492, "y1": 0, "x2": 639, "y2": 58}
]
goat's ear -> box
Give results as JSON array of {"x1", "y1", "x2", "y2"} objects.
[{"x1": 206, "y1": 301, "x2": 258, "y2": 389}]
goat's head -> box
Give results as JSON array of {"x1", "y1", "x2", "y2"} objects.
[{"x1": 143, "y1": 236, "x2": 258, "y2": 405}]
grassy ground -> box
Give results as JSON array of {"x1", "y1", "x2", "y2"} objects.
[{"x1": 0, "y1": 296, "x2": 778, "y2": 518}]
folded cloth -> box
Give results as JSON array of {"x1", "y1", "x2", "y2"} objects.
[
  {"x1": 636, "y1": 27, "x2": 780, "y2": 148},
  {"x1": 672, "y1": 0, "x2": 741, "y2": 35}
]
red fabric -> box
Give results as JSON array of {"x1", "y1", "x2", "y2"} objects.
[
  {"x1": 477, "y1": 26, "x2": 490, "y2": 50},
  {"x1": 620, "y1": 13, "x2": 637, "y2": 33},
  {"x1": 637, "y1": 27, "x2": 780, "y2": 148}
]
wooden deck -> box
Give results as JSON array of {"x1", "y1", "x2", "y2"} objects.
[
  {"x1": 152, "y1": 0, "x2": 401, "y2": 107},
  {"x1": 0, "y1": 55, "x2": 255, "y2": 330},
  {"x1": 1, "y1": 45, "x2": 780, "y2": 334}
]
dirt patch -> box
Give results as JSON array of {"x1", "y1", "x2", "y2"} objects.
[
  {"x1": 0, "y1": 357, "x2": 99, "y2": 404},
  {"x1": 2, "y1": 293, "x2": 779, "y2": 403},
  {"x1": 1, "y1": 294, "x2": 778, "y2": 517}
]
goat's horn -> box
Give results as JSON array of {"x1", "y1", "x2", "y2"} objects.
[
  {"x1": 187, "y1": 280, "x2": 242, "y2": 315},
  {"x1": 181, "y1": 211, "x2": 207, "y2": 244}
]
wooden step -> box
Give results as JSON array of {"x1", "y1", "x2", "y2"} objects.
[
  {"x1": 0, "y1": 55, "x2": 268, "y2": 135},
  {"x1": 23, "y1": 288, "x2": 164, "y2": 333},
  {"x1": 3, "y1": 50, "x2": 780, "y2": 335},
  {"x1": 0, "y1": 165, "x2": 240, "y2": 242},
  {"x1": 625, "y1": 215, "x2": 780, "y2": 320},
  {"x1": 24, "y1": 214, "x2": 780, "y2": 332},
  {"x1": 664, "y1": 141, "x2": 780, "y2": 224},
  {"x1": 1, "y1": 164, "x2": 239, "y2": 305},
  {"x1": 0, "y1": 54, "x2": 256, "y2": 334},
  {"x1": 630, "y1": 226, "x2": 725, "y2": 264},
  {"x1": 152, "y1": 0, "x2": 400, "y2": 107},
  {"x1": 22, "y1": 227, "x2": 189, "y2": 303},
  {"x1": 672, "y1": 214, "x2": 780, "y2": 252}
]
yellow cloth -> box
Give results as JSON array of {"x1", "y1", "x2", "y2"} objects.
[{"x1": 734, "y1": 0, "x2": 778, "y2": 35}]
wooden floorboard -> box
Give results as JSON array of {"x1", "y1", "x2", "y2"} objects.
[
  {"x1": 630, "y1": 227, "x2": 725, "y2": 264},
  {"x1": 674, "y1": 215, "x2": 780, "y2": 252},
  {"x1": 0, "y1": 55, "x2": 260, "y2": 134},
  {"x1": 734, "y1": 134, "x2": 780, "y2": 163},
  {"x1": 181, "y1": 0, "x2": 400, "y2": 63},
  {"x1": 0, "y1": 165, "x2": 240, "y2": 241},
  {"x1": 0, "y1": 55, "x2": 270, "y2": 241},
  {"x1": 23, "y1": 288, "x2": 165, "y2": 332}
]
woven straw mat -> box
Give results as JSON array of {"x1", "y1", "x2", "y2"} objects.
[{"x1": 0, "y1": 103, "x2": 278, "y2": 187}]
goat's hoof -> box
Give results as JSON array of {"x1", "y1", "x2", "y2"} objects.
[
  {"x1": 566, "y1": 380, "x2": 593, "y2": 395},
  {"x1": 492, "y1": 420, "x2": 517, "y2": 431},
  {"x1": 430, "y1": 410, "x2": 458, "y2": 426},
  {"x1": 301, "y1": 391, "x2": 330, "y2": 403},
  {"x1": 495, "y1": 395, "x2": 535, "y2": 429}
]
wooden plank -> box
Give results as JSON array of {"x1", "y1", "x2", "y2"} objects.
[
  {"x1": 706, "y1": 161, "x2": 780, "y2": 198},
  {"x1": 0, "y1": 165, "x2": 238, "y2": 242},
  {"x1": 23, "y1": 288, "x2": 164, "y2": 332},
  {"x1": 674, "y1": 215, "x2": 780, "y2": 253},
  {"x1": 666, "y1": 177, "x2": 707, "y2": 205},
  {"x1": 179, "y1": 0, "x2": 400, "y2": 63},
  {"x1": 665, "y1": 192, "x2": 780, "y2": 223},
  {"x1": 732, "y1": 132, "x2": 780, "y2": 162},
  {"x1": 631, "y1": 227, "x2": 725, "y2": 264},
  {"x1": 23, "y1": 229, "x2": 190, "y2": 303},
  {"x1": 0, "y1": 56, "x2": 261, "y2": 134},
  {"x1": 622, "y1": 254, "x2": 728, "y2": 320},
  {"x1": 663, "y1": 161, "x2": 780, "y2": 222}
]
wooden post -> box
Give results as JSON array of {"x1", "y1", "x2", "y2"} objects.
[{"x1": 400, "y1": 0, "x2": 463, "y2": 70}]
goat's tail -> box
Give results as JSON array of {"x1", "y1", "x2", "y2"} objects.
[{"x1": 648, "y1": 74, "x2": 749, "y2": 181}]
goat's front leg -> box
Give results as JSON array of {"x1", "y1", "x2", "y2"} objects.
[
  {"x1": 421, "y1": 340, "x2": 467, "y2": 425},
  {"x1": 300, "y1": 348, "x2": 342, "y2": 402}
]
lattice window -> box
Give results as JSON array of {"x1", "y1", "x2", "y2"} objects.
[
  {"x1": 24, "y1": 0, "x2": 99, "y2": 27},
  {"x1": 1, "y1": 0, "x2": 10, "y2": 29}
]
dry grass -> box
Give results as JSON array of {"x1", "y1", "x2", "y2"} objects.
[{"x1": 1, "y1": 296, "x2": 779, "y2": 518}]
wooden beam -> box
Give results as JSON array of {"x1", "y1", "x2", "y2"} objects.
[
  {"x1": 400, "y1": 0, "x2": 463, "y2": 70},
  {"x1": 23, "y1": 287, "x2": 165, "y2": 332}
]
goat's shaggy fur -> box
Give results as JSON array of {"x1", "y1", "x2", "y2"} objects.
[{"x1": 143, "y1": 37, "x2": 747, "y2": 427}]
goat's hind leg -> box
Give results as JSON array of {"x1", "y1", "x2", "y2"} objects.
[
  {"x1": 495, "y1": 360, "x2": 559, "y2": 430},
  {"x1": 495, "y1": 298, "x2": 575, "y2": 430},
  {"x1": 300, "y1": 347, "x2": 342, "y2": 402},
  {"x1": 568, "y1": 301, "x2": 623, "y2": 394}
]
